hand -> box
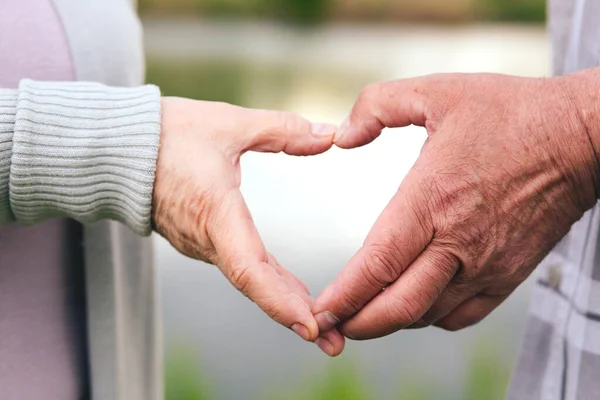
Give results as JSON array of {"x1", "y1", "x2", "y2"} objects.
[
  {"x1": 153, "y1": 97, "x2": 345, "y2": 356},
  {"x1": 313, "y1": 72, "x2": 600, "y2": 340}
]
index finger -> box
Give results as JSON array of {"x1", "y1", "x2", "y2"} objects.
[
  {"x1": 209, "y1": 189, "x2": 320, "y2": 342},
  {"x1": 340, "y1": 245, "x2": 459, "y2": 340},
  {"x1": 334, "y1": 77, "x2": 431, "y2": 149},
  {"x1": 312, "y1": 169, "x2": 434, "y2": 331}
]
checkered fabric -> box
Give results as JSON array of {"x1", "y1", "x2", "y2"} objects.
[
  {"x1": 507, "y1": 3, "x2": 600, "y2": 399},
  {"x1": 508, "y1": 209, "x2": 600, "y2": 399}
]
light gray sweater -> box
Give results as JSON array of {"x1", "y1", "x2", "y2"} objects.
[{"x1": 1, "y1": 80, "x2": 160, "y2": 232}]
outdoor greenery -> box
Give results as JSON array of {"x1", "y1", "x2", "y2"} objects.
[
  {"x1": 165, "y1": 341, "x2": 510, "y2": 400},
  {"x1": 479, "y1": 0, "x2": 546, "y2": 22},
  {"x1": 139, "y1": 0, "x2": 329, "y2": 24},
  {"x1": 166, "y1": 346, "x2": 214, "y2": 400},
  {"x1": 146, "y1": 58, "x2": 369, "y2": 111},
  {"x1": 147, "y1": 60, "x2": 250, "y2": 105},
  {"x1": 139, "y1": 0, "x2": 546, "y2": 23}
]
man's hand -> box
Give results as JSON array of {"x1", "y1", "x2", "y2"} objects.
[
  {"x1": 313, "y1": 72, "x2": 600, "y2": 339},
  {"x1": 153, "y1": 97, "x2": 345, "y2": 356}
]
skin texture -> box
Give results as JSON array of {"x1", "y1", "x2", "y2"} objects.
[
  {"x1": 152, "y1": 97, "x2": 346, "y2": 356},
  {"x1": 312, "y1": 70, "x2": 600, "y2": 341}
]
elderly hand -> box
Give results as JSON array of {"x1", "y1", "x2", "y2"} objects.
[
  {"x1": 313, "y1": 71, "x2": 600, "y2": 339},
  {"x1": 153, "y1": 97, "x2": 345, "y2": 356}
]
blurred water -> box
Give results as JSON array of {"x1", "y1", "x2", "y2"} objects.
[{"x1": 147, "y1": 20, "x2": 549, "y2": 400}]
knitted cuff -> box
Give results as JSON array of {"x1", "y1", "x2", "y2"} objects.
[
  {"x1": 10, "y1": 80, "x2": 161, "y2": 236},
  {"x1": 0, "y1": 90, "x2": 17, "y2": 224}
]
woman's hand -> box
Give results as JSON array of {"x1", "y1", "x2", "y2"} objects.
[{"x1": 152, "y1": 97, "x2": 345, "y2": 356}]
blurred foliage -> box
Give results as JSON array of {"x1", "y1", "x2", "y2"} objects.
[
  {"x1": 146, "y1": 59, "x2": 302, "y2": 110},
  {"x1": 139, "y1": 0, "x2": 329, "y2": 24},
  {"x1": 463, "y1": 341, "x2": 511, "y2": 400},
  {"x1": 146, "y1": 58, "x2": 370, "y2": 112},
  {"x1": 165, "y1": 341, "x2": 511, "y2": 400},
  {"x1": 477, "y1": 0, "x2": 546, "y2": 22},
  {"x1": 165, "y1": 345, "x2": 213, "y2": 400},
  {"x1": 275, "y1": 362, "x2": 371, "y2": 400},
  {"x1": 139, "y1": 0, "x2": 545, "y2": 23},
  {"x1": 146, "y1": 60, "x2": 248, "y2": 105}
]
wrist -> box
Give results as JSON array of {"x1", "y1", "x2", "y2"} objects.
[{"x1": 550, "y1": 70, "x2": 600, "y2": 209}]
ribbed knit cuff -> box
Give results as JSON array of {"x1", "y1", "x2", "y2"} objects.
[
  {"x1": 10, "y1": 80, "x2": 161, "y2": 236},
  {"x1": 0, "y1": 90, "x2": 17, "y2": 224}
]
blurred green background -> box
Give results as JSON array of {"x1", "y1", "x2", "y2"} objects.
[
  {"x1": 143, "y1": 1, "x2": 547, "y2": 399},
  {"x1": 165, "y1": 341, "x2": 511, "y2": 400},
  {"x1": 139, "y1": 0, "x2": 546, "y2": 23}
]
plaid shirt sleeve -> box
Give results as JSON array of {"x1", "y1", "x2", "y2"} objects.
[
  {"x1": 507, "y1": 0, "x2": 600, "y2": 397},
  {"x1": 507, "y1": 206, "x2": 600, "y2": 400}
]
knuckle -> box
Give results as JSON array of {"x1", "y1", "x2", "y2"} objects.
[
  {"x1": 229, "y1": 264, "x2": 252, "y2": 295},
  {"x1": 420, "y1": 73, "x2": 461, "y2": 116},
  {"x1": 259, "y1": 297, "x2": 284, "y2": 322},
  {"x1": 337, "y1": 284, "x2": 364, "y2": 315},
  {"x1": 361, "y1": 244, "x2": 403, "y2": 287},
  {"x1": 427, "y1": 250, "x2": 460, "y2": 283},
  {"x1": 385, "y1": 293, "x2": 422, "y2": 327},
  {"x1": 276, "y1": 111, "x2": 308, "y2": 135},
  {"x1": 357, "y1": 84, "x2": 382, "y2": 110},
  {"x1": 405, "y1": 252, "x2": 457, "y2": 304}
]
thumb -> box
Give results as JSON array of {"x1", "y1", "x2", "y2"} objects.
[
  {"x1": 334, "y1": 77, "x2": 433, "y2": 149},
  {"x1": 236, "y1": 109, "x2": 337, "y2": 156}
]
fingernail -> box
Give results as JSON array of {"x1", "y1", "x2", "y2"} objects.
[
  {"x1": 314, "y1": 311, "x2": 340, "y2": 332},
  {"x1": 315, "y1": 338, "x2": 334, "y2": 356},
  {"x1": 311, "y1": 123, "x2": 337, "y2": 137},
  {"x1": 335, "y1": 116, "x2": 351, "y2": 142},
  {"x1": 291, "y1": 323, "x2": 311, "y2": 341}
]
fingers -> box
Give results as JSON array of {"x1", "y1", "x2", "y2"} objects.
[
  {"x1": 269, "y1": 253, "x2": 345, "y2": 357},
  {"x1": 434, "y1": 294, "x2": 508, "y2": 332},
  {"x1": 209, "y1": 189, "x2": 319, "y2": 342},
  {"x1": 335, "y1": 77, "x2": 431, "y2": 149},
  {"x1": 236, "y1": 108, "x2": 336, "y2": 156},
  {"x1": 209, "y1": 189, "x2": 346, "y2": 356},
  {"x1": 315, "y1": 328, "x2": 346, "y2": 357},
  {"x1": 338, "y1": 247, "x2": 459, "y2": 340},
  {"x1": 405, "y1": 281, "x2": 481, "y2": 329},
  {"x1": 312, "y1": 169, "x2": 434, "y2": 332}
]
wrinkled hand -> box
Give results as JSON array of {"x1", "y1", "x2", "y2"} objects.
[
  {"x1": 313, "y1": 72, "x2": 600, "y2": 339},
  {"x1": 153, "y1": 97, "x2": 345, "y2": 355}
]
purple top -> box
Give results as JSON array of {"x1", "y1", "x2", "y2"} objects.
[
  {"x1": 0, "y1": 1, "x2": 87, "y2": 399},
  {"x1": 0, "y1": 0, "x2": 74, "y2": 87}
]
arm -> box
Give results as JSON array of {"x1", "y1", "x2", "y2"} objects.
[{"x1": 0, "y1": 79, "x2": 345, "y2": 355}]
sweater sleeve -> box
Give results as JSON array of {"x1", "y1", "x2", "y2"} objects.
[
  {"x1": 0, "y1": 80, "x2": 161, "y2": 236},
  {"x1": 0, "y1": 90, "x2": 17, "y2": 224}
]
